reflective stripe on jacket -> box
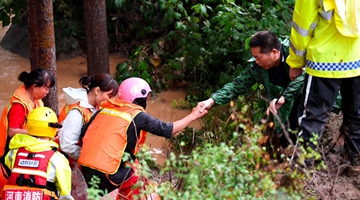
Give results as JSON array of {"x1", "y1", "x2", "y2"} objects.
[
  {"x1": 0, "y1": 86, "x2": 43, "y2": 157},
  {"x1": 78, "y1": 99, "x2": 147, "y2": 174},
  {"x1": 58, "y1": 103, "x2": 93, "y2": 125},
  {"x1": 286, "y1": 0, "x2": 360, "y2": 78}
]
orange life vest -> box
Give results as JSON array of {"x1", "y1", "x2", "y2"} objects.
[
  {"x1": 58, "y1": 103, "x2": 93, "y2": 125},
  {"x1": 78, "y1": 99, "x2": 147, "y2": 174},
  {"x1": 0, "y1": 86, "x2": 43, "y2": 157},
  {"x1": 56, "y1": 103, "x2": 93, "y2": 160}
]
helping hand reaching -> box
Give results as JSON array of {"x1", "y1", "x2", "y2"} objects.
[{"x1": 197, "y1": 98, "x2": 215, "y2": 113}]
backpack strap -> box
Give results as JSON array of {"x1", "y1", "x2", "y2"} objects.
[{"x1": 79, "y1": 109, "x2": 102, "y2": 143}]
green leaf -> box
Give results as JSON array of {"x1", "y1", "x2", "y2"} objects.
[
  {"x1": 191, "y1": 4, "x2": 207, "y2": 16},
  {"x1": 116, "y1": 63, "x2": 128, "y2": 73},
  {"x1": 175, "y1": 21, "x2": 185, "y2": 30},
  {"x1": 172, "y1": 62, "x2": 182, "y2": 70},
  {"x1": 224, "y1": 21, "x2": 232, "y2": 33},
  {"x1": 167, "y1": 30, "x2": 175, "y2": 38},
  {"x1": 244, "y1": 37, "x2": 251, "y2": 50},
  {"x1": 203, "y1": 20, "x2": 210, "y2": 28},
  {"x1": 158, "y1": 0, "x2": 165, "y2": 10},
  {"x1": 139, "y1": 61, "x2": 149, "y2": 70},
  {"x1": 234, "y1": 22, "x2": 244, "y2": 31},
  {"x1": 232, "y1": 30, "x2": 240, "y2": 40},
  {"x1": 141, "y1": 71, "x2": 151, "y2": 82},
  {"x1": 251, "y1": 83, "x2": 259, "y2": 91},
  {"x1": 177, "y1": 3, "x2": 185, "y2": 13},
  {"x1": 179, "y1": 38, "x2": 187, "y2": 46},
  {"x1": 199, "y1": 4, "x2": 207, "y2": 16},
  {"x1": 173, "y1": 12, "x2": 181, "y2": 20},
  {"x1": 205, "y1": 5, "x2": 213, "y2": 13},
  {"x1": 191, "y1": 16, "x2": 199, "y2": 23}
]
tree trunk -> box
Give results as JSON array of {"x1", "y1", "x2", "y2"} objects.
[
  {"x1": 84, "y1": 0, "x2": 110, "y2": 75},
  {"x1": 28, "y1": 0, "x2": 59, "y2": 114}
]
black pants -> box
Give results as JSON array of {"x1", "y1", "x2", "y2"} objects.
[
  {"x1": 81, "y1": 165, "x2": 133, "y2": 192},
  {"x1": 298, "y1": 74, "x2": 360, "y2": 163}
]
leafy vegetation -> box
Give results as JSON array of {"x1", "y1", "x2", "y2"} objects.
[
  {"x1": 86, "y1": 102, "x2": 324, "y2": 199},
  {"x1": 0, "y1": 0, "x2": 295, "y2": 96},
  {"x1": 113, "y1": 0, "x2": 295, "y2": 97},
  {"x1": 0, "y1": 0, "x2": 291, "y2": 93}
]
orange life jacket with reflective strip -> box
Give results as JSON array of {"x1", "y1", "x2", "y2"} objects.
[
  {"x1": 58, "y1": 103, "x2": 93, "y2": 125},
  {"x1": 6, "y1": 147, "x2": 58, "y2": 199},
  {"x1": 56, "y1": 103, "x2": 93, "y2": 149},
  {"x1": 78, "y1": 99, "x2": 147, "y2": 174},
  {"x1": 0, "y1": 86, "x2": 43, "y2": 157}
]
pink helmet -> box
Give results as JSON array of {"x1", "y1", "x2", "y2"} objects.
[{"x1": 118, "y1": 77, "x2": 152, "y2": 102}]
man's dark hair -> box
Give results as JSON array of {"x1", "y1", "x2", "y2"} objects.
[{"x1": 249, "y1": 30, "x2": 281, "y2": 54}]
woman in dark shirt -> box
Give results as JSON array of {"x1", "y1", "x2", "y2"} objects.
[{"x1": 79, "y1": 77, "x2": 206, "y2": 199}]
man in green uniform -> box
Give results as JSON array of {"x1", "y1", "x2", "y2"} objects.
[{"x1": 198, "y1": 30, "x2": 340, "y2": 147}]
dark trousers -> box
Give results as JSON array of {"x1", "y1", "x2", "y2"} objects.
[
  {"x1": 298, "y1": 74, "x2": 360, "y2": 164},
  {"x1": 81, "y1": 165, "x2": 133, "y2": 192}
]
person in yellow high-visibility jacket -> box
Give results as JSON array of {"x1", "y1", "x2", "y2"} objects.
[{"x1": 287, "y1": 0, "x2": 360, "y2": 166}]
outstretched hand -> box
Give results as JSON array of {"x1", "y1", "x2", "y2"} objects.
[
  {"x1": 197, "y1": 98, "x2": 215, "y2": 113},
  {"x1": 172, "y1": 104, "x2": 209, "y2": 135},
  {"x1": 191, "y1": 104, "x2": 208, "y2": 119},
  {"x1": 266, "y1": 96, "x2": 285, "y2": 115}
]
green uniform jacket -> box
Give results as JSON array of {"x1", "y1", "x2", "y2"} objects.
[{"x1": 211, "y1": 46, "x2": 304, "y2": 132}]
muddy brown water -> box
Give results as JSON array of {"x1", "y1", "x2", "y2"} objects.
[{"x1": 0, "y1": 22, "x2": 201, "y2": 167}]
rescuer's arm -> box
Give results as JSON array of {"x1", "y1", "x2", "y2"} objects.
[{"x1": 172, "y1": 105, "x2": 207, "y2": 135}]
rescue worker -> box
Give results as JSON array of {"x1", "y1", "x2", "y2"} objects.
[
  {"x1": 198, "y1": 30, "x2": 305, "y2": 147},
  {"x1": 198, "y1": 30, "x2": 342, "y2": 148},
  {"x1": 0, "y1": 68, "x2": 55, "y2": 190},
  {"x1": 57, "y1": 73, "x2": 118, "y2": 200},
  {"x1": 78, "y1": 77, "x2": 207, "y2": 200},
  {"x1": 2, "y1": 107, "x2": 73, "y2": 200},
  {"x1": 287, "y1": 0, "x2": 360, "y2": 166}
]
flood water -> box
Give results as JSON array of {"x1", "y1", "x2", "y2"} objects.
[{"x1": 0, "y1": 22, "x2": 201, "y2": 166}]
